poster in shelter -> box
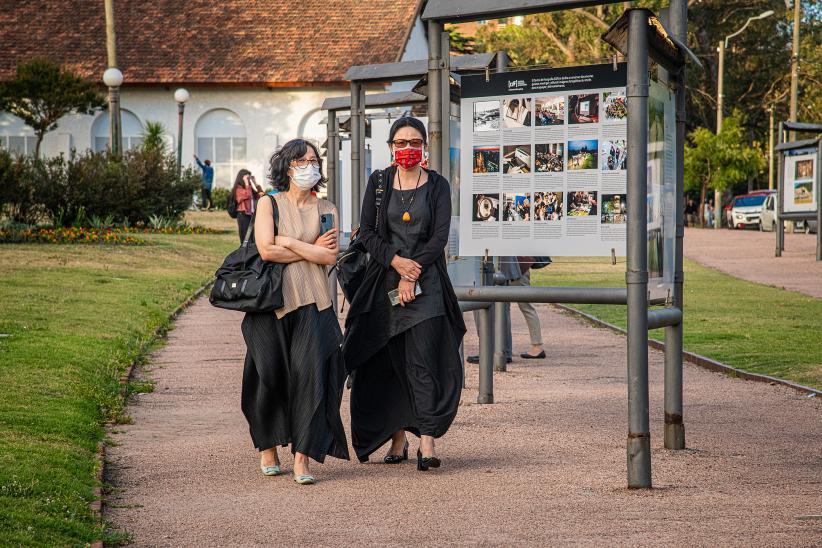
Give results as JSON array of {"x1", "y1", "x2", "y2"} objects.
[
  {"x1": 459, "y1": 63, "x2": 628, "y2": 256},
  {"x1": 782, "y1": 147, "x2": 818, "y2": 213}
]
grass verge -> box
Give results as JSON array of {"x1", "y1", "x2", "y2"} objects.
[
  {"x1": 0, "y1": 211, "x2": 236, "y2": 545},
  {"x1": 531, "y1": 257, "x2": 822, "y2": 389}
]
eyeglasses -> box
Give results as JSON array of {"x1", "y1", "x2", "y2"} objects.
[
  {"x1": 292, "y1": 158, "x2": 320, "y2": 168},
  {"x1": 391, "y1": 139, "x2": 424, "y2": 148}
]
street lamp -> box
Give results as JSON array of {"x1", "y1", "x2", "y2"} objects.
[
  {"x1": 103, "y1": 67, "x2": 123, "y2": 157},
  {"x1": 174, "y1": 88, "x2": 190, "y2": 177},
  {"x1": 714, "y1": 9, "x2": 774, "y2": 228}
]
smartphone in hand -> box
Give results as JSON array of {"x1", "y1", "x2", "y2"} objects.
[
  {"x1": 320, "y1": 213, "x2": 335, "y2": 235},
  {"x1": 388, "y1": 283, "x2": 422, "y2": 306}
]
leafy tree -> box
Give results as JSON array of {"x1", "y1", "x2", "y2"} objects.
[
  {"x1": 0, "y1": 58, "x2": 105, "y2": 157},
  {"x1": 684, "y1": 115, "x2": 766, "y2": 224},
  {"x1": 466, "y1": 1, "x2": 821, "y2": 154},
  {"x1": 447, "y1": 25, "x2": 476, "y2": 55},
  {"x1": 471, "y1": 3, "x2": 664, "y2": 67}
]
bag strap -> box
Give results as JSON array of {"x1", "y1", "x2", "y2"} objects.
[
  {"x1": 241, "y1": 194, "x2": 279, "y2": 248},
  {"x1": 374, "y1": 169, "x2": 385, "y2": 230}
]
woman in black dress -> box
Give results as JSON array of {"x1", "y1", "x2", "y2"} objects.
[
  {"x1": 242, "y1": 139, "x2": 349, "y2": 485},
  {"x1": 343, "y1": 117, "x2": 466, "y2": 470}
]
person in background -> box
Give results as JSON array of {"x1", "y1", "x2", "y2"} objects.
[
  {"x1": 194, "y1": 155, "x2": 214, "y2": 211},
  {"x1": 685, "y1": 197, "x2": 697, "y2": 227},
  {"x1": 232, "y1": 169, "x2": 264, "y2": 242},
  {"x1": 466, "y1": 257, "x2": 545, "y2": 364}
]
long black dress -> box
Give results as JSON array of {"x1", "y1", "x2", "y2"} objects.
[
  {"x1": 240, "y1": 198, "x2": 349, "y2": 464},
  {"x1": 344, "y1": 168, "x2": 466, "y2": 462}
]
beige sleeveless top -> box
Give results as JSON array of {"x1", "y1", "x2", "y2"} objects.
[{"x1": 274, "y1": 193, "x2": 336, "y2": 319}]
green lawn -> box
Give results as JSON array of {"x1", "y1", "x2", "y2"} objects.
[
  {"x1": 531, "y1": 257, "x2": 822, "y2": 389},
  {"x1": 0, "y1": 212, "x2": 236, "y2": 545}
]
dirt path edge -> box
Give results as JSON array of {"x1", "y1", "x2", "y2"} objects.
[{"x1": 90, "y1": 279, "x2": 215, "y2": 548}]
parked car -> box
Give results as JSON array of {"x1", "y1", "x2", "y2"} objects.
[
  {"x1": 798, "y1": 219, "x2": 818, "y2": 234},
  {"x1": 759, "y1": 194, "x2": 817, "y2": 234},
  {"x1": 728, "y1": 190, "x2": 774, "y2": 229},
  {"x1": 759, "y1": 193, "x2": 778, "y2": 231}
]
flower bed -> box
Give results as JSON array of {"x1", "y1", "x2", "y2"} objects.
[
  {"x1": 118, "y1": 225, "x2": 223, "y2": 235},
  {"x1": 0, "y1": 227, "x2": 148, "y2": 245}
]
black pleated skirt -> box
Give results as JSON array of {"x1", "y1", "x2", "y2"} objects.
[
  {"x1": 349, "y1": 315, "x2": 463, "y2": 462},
  {"x1": 241, "y1": 304, "x2": 350, "y2": 463}
]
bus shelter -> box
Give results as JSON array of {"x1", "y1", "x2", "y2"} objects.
[
  {"x1": 418, "y1": 0, "x2": 695, "y2": 489},
  {"x1": 774, "y1": 121, "x2": 822, "y2": 261}
]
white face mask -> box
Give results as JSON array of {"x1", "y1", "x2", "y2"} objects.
[{"x1": 290, "y1": 164, "x2": 320, "y2": 189}]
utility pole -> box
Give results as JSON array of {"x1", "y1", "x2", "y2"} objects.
[
  {"x1": 789, "y1": 0, "x2": 801, "y2": 140},
  {"x1": 768, "y1": 105, "x2": 775, "y2": 190},
  {"x1": 715, "y1": 40, "x2": 725, "y2": 229}
]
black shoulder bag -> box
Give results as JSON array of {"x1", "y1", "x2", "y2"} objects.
[
  {"x1": 209, "y1": 195, "x2": 285, "y2": 312},
  {"x1": 336, "y1": 170, "x2": 385, "y2": 302}
]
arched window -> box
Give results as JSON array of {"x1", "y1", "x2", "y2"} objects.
[
  {"x1": 194, "y1": 109, "x2": 247, "y2": 188},
  {"x1": 91, "y1": 110, "x2": 144, "y2": 152},
  {"x1": 0, "y1": 113, "x2": 37, "y2": 155}
]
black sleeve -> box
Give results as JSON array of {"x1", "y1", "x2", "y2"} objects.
[
  {"x1": 358, "y1": 171, "x2": 398, "y2": 268},
  {"x1": 411, "y1": 177, "x2": 451, "y2": 266}
]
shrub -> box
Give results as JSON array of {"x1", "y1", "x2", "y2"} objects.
[
  {"x1": 0, "y1": 147, "x2": 200, "y2": 227},
  {"x1": 0, "y1": 148, "x2": 40, "y2": 224},
  {"x1": 118, "y1": 147, "x2": 199, "y2": 224},
  {"x1": 211, "y1": 187, "x2": 231, "y2": 210}
]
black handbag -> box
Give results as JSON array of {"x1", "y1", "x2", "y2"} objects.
[
  {"x1": 209, "y1": 195, "x2": 285, "y2": 312},
  {"x1": 336, "y1": 169, "x2": 385, "y2": 302},
  {"x1": 226, "y1": 191, "x2": 238, "y2": 218}
]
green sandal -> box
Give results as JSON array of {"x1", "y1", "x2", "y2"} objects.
[
  {"x1": 260, "y1": 464, "x2": 282, "y2": 476},
  {"x1": 293, "y1": 474, "x2": 315, "y2": 485}
]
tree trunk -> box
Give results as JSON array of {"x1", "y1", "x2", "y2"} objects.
[
  {"x1": 34, "y1": 133, "x2": 44, "y2": 158},
  {"x1": 699, "y1": 182, "x2": 707, "y2": 227}
]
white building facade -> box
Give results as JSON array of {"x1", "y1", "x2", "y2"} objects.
[{"x1": 0, "y1": 1, "x2": 429, "y2": 189}]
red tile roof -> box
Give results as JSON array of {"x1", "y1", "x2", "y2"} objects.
[{"x1": 0, "y1": 0, "x2": 422, "y2": 85}]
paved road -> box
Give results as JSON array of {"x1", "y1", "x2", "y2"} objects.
[
  {"x1": 684, "y1": 227, "x2": 822, "y2": 298},
  {"x1": 105, "y1": 298, "x2": 822, "y2": 545}
]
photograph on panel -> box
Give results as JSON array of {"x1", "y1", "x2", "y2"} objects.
[
  {"x1": 567, "y1": 139, "x2": 599, "y2": 170},
  {"x1": 473, "y1": 145, "x2": 500, "y2": 173},
  {"x1": 503, "y1": 193, "x2": 531, "y2": 221},
  {"x1": 533, "y1": 192, "x2": 564, "y2": 221},
  {"x1": 535, "y1": 96, "x2": 565, "y2": 126},
  {"x1": 601, "y1": 193, "x2": 627, "y2": 223},
  {"x1": 473, "y1": 100, "x2": 501, "y2": 132},
  {"x1": 568, "y1": 93, "x2": 600, "y2": 124},
  {"x1": 473, "y1": 193, "x2": 500, "y2": 222},
  {"x1": 502, "y1": 97, "x2": 532, "y2": 128},
  {"x1": 601, "y1": 139, "x2": 627, "y2": 171},
  {"x1": 567, "y1": 190, "x2": 599, "y2": 217},
  {"x1": 535, "y1": 143, "x2": 564, "y2": 172},
  {"x1": 503, "y1": 144, "x2": 532, "y2": 174},
  {"x1": 603, "y1": 90, "x2": 627, "y2": 121}
]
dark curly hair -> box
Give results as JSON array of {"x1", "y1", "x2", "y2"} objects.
[{"x1": 267, "y1": 138, "x2": 327, "y2": 192}]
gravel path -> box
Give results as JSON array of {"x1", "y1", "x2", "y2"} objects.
[
  {"x1": 104, "y1": 297, "x2": 822, "y2": 546},
  {"x1": 684, "y1": 227, "x2": 822, "y2": 298}
]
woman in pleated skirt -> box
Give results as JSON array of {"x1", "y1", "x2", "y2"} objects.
[{"x1": 241, "y1": 139, "x2": 349, "y2": 484}]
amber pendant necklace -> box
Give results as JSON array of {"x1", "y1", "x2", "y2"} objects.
[{"x1": 397, "y1": 168, "x2": 422, "y2": 222}]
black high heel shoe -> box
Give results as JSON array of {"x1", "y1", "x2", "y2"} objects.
[
  {"x1": 383, "y1": 441, "x2": 409, "y2": 464},
  {"x1": 416, "y1": 448, "x2": 441, "y2": 471}
]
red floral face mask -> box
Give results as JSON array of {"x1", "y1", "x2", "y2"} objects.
[{"x1": 393, "y1": 146, "x2": 423, "y2": 169}]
